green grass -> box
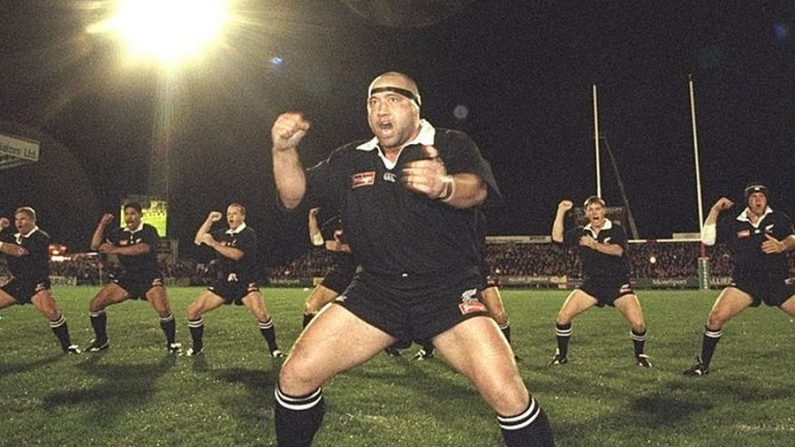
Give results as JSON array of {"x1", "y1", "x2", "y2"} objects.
[{"x1": 1, "y1": 287, "x2": 794, "y2": 446}]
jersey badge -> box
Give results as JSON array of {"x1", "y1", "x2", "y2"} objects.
[
  {"x1": 736, "y1": 229, "x2": 751, "y2": 238},
  {"x1": 351, "y1": 171, "x2": 376, "y2": 188}
]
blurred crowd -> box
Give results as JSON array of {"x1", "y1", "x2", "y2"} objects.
[{"x1": 1, "y1": 242, "x2": 793, "y2": 286}]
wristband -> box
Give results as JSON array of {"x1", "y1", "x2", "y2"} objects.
[{"x1": 438, "y1": 175, "x2": 454, "y2": 201}]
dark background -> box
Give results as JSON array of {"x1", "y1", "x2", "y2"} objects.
[{"x1": 1, "y1": 0, "x2": 793, "y2": 266}]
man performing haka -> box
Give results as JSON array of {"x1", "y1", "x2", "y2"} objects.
[{"x1": 270, "y1": 71, "x2": 553, "y2": 446}]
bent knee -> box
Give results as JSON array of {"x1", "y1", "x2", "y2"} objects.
[{"x1": 278, "y1": 359, "x2": 323, "y2": 395}]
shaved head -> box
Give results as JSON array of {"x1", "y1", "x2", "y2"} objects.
[{"x1": 368, "y1": 72, "x2": 421, "y2": 108}]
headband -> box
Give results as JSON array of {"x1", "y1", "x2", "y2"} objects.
[{"x1": 369, "y1": 86, "x2": 421, "y2": 107}]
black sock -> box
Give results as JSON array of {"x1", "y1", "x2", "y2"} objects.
[
  {"x1": 630, "y1": 328, "x2": 647, "y2": 356},
  {"x1": 274, "y1": 387, "x2": 325, "y2": 447},
  {"x1": 90, "y1": 310, "x2": 108, "y2": 343},
  {"x1": 160, "y1": 313, "x2": 176, "y2": 345},
  {"x1": 701, "y1": 326, "x2": 722, "y2": 366},
  {"x1": 555, "y1": 322, "x2": 572, "y2": 357},
  {"x1": 500, "y1": 321, "x2": 512, "y2": 344},
  {"x1": 259, "y1": 318, "x2": 279, "y2": 352},
  {"x1": 188, "y1": 318, "x2": 204, "y2": 351},
  {"x1": 498, "y1": 397, "x2": 555, "y2": 447},
  {"x1": 49, "y1": 314, "x2": 72, "y2": 351},
  {"x1": 302, "y1": 312, "x2": 316, "y2": 328}
]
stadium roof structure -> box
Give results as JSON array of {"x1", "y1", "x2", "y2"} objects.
[{"x1": 0, "y1": 132, "x2": 40, "y2": 170}]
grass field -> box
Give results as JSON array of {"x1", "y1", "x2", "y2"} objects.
[{"x1": 1, "y1": 287, "x2": 794, "y2": 446}]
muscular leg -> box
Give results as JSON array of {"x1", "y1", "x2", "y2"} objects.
[
  {"x1": 31, "y1": 289, "x2": 76, "y2": 352},
  {"x1": 481, "y1": 286, "x2": 511, "y2": 343},
  {"x1": 613, "y1": 294, "x2": 648, "y2": 360},
  {"x1": 88, "y1": 282, "x2": 130, "y2": 347},
  {"x1": 146, "y1": 286, "x2": 177, "y2": 346},
  {"x1": 0, "y1": 289, "x2": 19, "y2": 310},
  {"x1": 275, "y1": 304, "x2": 395, "y2": 447},
  {"x1": 434, "y1": 316, "x2": 554, "y2": 446},
  {"x1": 302, "y1": 284, "x2": 338, "y2": 328},
  {"x1": 700, "y1": 287, "x2": 753, "y2": 367},
  {"x1": 553, "y1": 290, "x2": 598, "y2": 360},
  {"x1": 779, "y1": 294, "x2": 795, "y2": 317},
  {"x1": 186, "y1": 290, "x2": 225, "y2": 354},
  {"x1": 241, "y1": 291, "x2": 282, "y2": 355}
]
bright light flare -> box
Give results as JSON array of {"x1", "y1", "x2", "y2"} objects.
[{"x1": 88, "y1": 0, "x2": 231, "y2": 66}]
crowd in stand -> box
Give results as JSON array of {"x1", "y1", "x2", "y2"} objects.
[{"x1": 1, "y1": 242, "x2": 792, "y2": 286}]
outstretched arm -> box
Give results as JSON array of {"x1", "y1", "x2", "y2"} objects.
[
  {"x1": 272, "y1": 113, "x2": 311, "y2": 209},
  {"x1": 551, "y1": 200, "x2": 573, "y2": 243},
  {"x1": 90, "y1": 214, "x2": 114, "y2": 250}
]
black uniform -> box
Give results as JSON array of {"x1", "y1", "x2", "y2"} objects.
[
  {"x1": 717, "y1": 207, "x2": 795, "y2": 306},
  {"x1": 207, "y1": 224, "x2": 260, "y2": 304},
  {"x1": 317, "y1": 219, "x2": 357, "y2": 295},
  {"x1": 302, "y1": 122, "x2": 501, "y2": 343},
  {"x1": 106, "y1": 223, "x2": 163, "y2": 298},
  {"x1": 563, "y1": 219, "x2": 633, "y2": 306},
  {"x1": 0, "y1": 227, "x2": 52, "y2": 304}
]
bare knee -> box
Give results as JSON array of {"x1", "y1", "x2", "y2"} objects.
[
  {"x1": 491, "y1": 310, "x2": 508, "y2": 326},
  {"x1": 706, "y1": 311, "x2": 728, "y2": 329},
  {"x1": 187, "y1": 303, "x2": 202, "y2": 321},
  {"x1": 279, "y1": 357, "x2": 324, "y2": 395}
]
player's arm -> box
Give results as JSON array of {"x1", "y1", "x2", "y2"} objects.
[
  {"x1": 401, "y1": 145, "x2": 487, "y2": 208},
  {"x1": 308, "y1": 208, "x2": 324, "y2": 246},
  {"x1": 203, "y1": 238, "x2": 245, "y2": 261},
  {"x1": 701, "y1": 197, "x2": 733, "y2": 246},
  {"x1": 272, "y1": 113, "x2": 311, "y2": 209},
  {"x1": 761, "y1": 231, "x2": 795, "y2": 254},
  {"x1": 195, "y1": 211, "x2": 222, "y2": 245},
  {"x1": 90, "y1": 214, "x2": 114, "y2": 250},
  {"x1": 99, "y1": 242, "x2": 151, "y2": 256},
  {"x1": 580, "y1": 236, "x2": 624, "y2": 256},
  {"x1": 551, "y1": 200, "x2": 573, "y2": 243},
  {"x1": 0, "y1": 240, "x2": 28, "y2": 257}
]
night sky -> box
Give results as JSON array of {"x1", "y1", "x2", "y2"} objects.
[{"x1": 1, "y1": 0, "x2": 794, "y2": 265}]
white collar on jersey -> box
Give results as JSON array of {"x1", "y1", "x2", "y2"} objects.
[
  {"x1": 356, "y1": 120, "x2": 436, "y2": 170},
  {"x1": 226, "y1": 222, "x2": 247, "y2": 235},
  {"x1": 14, "y1": 226, "x2": 39, "y2": 242},
  {"x1": 584, "y1": 218, "x2": 613, "y2": 233},
  {"x1": 736, "y1": 206, "x2": 773, "y2": 227},
  {"x1": 123, "y1": 222, "x2": 144, "y2": 233}
]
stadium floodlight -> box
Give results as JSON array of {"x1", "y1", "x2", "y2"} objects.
[{"x1": 87, "y1": 0, "x2": 231, "y2": 67}]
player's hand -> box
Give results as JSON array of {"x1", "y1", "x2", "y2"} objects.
[
  {"x1": 558, "y1": 200, "x2": 573, "y2": 213},
  {"x1": 198, "y1": 233, "x2": 216, "y2": 246},
  {"x1": 272, "y1": 113, "x2": 310, "y2": 152},
  {"x1": 401, "y1": 145, "x2": 448, "y2": 198},
  {"x1": 100, "y1": 214, "x2": 114, "y2": 225},
  {"x1": 208, "y1": 211, "x2": 223, "y2": 222},
  {"x1": 97, "y1": 242, "x2": 115, "y2": 254},
  {"x1": 579, "y1": 234, "x2": 597, "y2": 249},
  {"x1": 0, "y1": 217, "x2": 9, "y2": 229},
  {"x1": 761, "y1": 233, "x2": 784, "y2": 254},
  {"x1": 309, "y1": 207, "x2": 320, "y2": 217},
  {"x1": 712, "y1": 197, "x2": 734, "y2": 212}
]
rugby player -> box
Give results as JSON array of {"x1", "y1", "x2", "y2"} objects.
[
  {"x1": 550, "y1": 197, "x2": 651, "y2": 367},
  {"x1": 86, "y1": 203, "x2": 180, "y2": 353},
  {"x1": 270, "y1": 72, "x2": 553, "y2": 446},
  {"x1": 684, "y1": 184, "x2": 795, "y2": 375},
  {"x1": 185, "y1": 203, "x2": 283, "y2": 358},
  {"x1": 0, "y1": 208, "x2": 79, "y2": 354}
]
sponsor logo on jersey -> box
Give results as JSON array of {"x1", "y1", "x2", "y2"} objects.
[
  {"x1": 120, "y1": 239, "x2": 128, "y2": 246},
  {"x1": 382, "y1": 172, "x2": 397, "y2": 183},
  {"x1": 736, "y1": 229, "x2": 751, "y2": 238},
  {"x1": 351, "y1": 171, "x2": 376, "y2": 188},
  {"x1": 458, "y1": 288, "x2": 486, "y2": 315}
]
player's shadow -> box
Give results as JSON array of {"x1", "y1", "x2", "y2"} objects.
[
  {"x1": 212, "y1": 366, "x2": 278, "y2": 425},
  {"x1": 40, "y1": 353, "x2": 177, "y2": 427},
  {"x1": 0, "y1": 354, "x2": 62, "y2": 378}
]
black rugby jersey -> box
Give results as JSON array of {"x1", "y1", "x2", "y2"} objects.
[
  {"x1": 211, "y1": 224, "x2": 258, "y2": 283},
  {"x1": 563, "y1": 219, "x2": 630, "y2": 281},
  {"x1": 106, "y1": 223, "x2": 160, "y2": 276},
  {"x1": 302, "y1": 122, "x2": 501, "y2": 276},
  {"x1": 0, "y1": 226, "x2": 51, "y2": 283},
  {"x1": 716, "y1": 207, "x2": 794, "y2": 279}
]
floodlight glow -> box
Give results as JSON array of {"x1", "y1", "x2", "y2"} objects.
[{"x1": 89, "y1": 0, "x2": 231, "y2": 66}]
